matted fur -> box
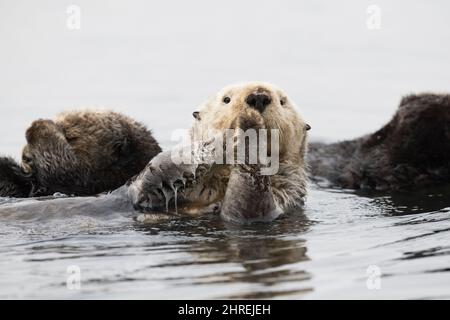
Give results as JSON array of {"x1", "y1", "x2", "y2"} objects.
[
  {"x1": 20, "y1": 110, "x2": 161, "y2": 196},
  {"x1": 0, "y1": 156, "x2": 31, "y2": 197},
  {"x1": 308, "y1": 93, "x2": 450, "y2": 191}
]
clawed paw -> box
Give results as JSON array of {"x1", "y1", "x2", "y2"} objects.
[{"x1": 128, "y1": 151, "x2": 202, "y2": 213}]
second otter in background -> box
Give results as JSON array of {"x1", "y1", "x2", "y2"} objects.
[
  {"x1": 18, "y1": 110, "x2": 161, "y2": 197},
  {"x1": 308, "y1": 94, "x2": 450, "y2": 191}
]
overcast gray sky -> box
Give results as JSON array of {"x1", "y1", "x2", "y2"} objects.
[{"x1": 1, "y1": 0, "x2": 449, "y2": 156}]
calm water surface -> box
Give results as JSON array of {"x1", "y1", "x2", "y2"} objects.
[{"x1": 1, "y1": 186, "x2": 449, "y2": 299}]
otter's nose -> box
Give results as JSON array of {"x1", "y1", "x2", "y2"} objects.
[{"x1": 246, "y1": 93, "x2": 271, "y2": 113}]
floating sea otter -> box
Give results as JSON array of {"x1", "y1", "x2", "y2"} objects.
[
  {"x1": 308, "y1": 93, "x2": 450, "y2": 191},
  {"x1": 0, "y1": 82, "x2": 310, "y2": 224},
  {"x1": 128, "y1": 82, "x2": 310, "y2": 223},
  {"x1": 0, "y1": 110, "x2": 161, "y2": 198}
]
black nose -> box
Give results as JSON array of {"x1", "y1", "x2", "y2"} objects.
[{"x1": 246, "y1": 93, "x2": 271, "y2": 113}]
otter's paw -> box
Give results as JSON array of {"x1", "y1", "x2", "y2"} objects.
[
  {"x1": 221, "y1": 165, "x2": 282, "y2": 224},
  {"x1": 128, "y1": 151, "x2": 205, "y2": 212}
]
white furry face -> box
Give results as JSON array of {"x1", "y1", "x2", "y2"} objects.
[{"x1": 191, "y1": 82, "x2": 310, "y2": 163}]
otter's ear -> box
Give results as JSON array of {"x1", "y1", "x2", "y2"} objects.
[
  {"x1": 193, "y1": 111, "x2": 201, "y2": 120},
  {"x1": 305, "y1": 124, "x2": 311, "y2": 131}
]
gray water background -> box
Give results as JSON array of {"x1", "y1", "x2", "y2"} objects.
[{"x1": 0, "y1": 0, "x2": 449, "y2": 299}]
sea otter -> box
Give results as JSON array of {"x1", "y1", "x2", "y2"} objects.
[
  {"x1": 128, "y1": 82, "x2": 310, "y2": 223},
  {"x1": 308, "y1": 93, "x2": 450, "y2": 191},
  {"x1": 0, "y1": 83, "x2": 310, "y2": 224},
  {"x1": 0, "y1": 110, "x2": 161, "y2": 198}
]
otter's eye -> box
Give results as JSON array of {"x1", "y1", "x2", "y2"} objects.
[
  {"x1": 280, "y1": 99, "x2": 286, "y2": 106},
  {"x1": 223, "y1": 97, "x2": 231, "y2": 104},
  {"x1": 22, "y1": 155, "x2": 32, "y2": 163}
]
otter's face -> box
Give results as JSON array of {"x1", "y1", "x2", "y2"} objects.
[
  {"x1": 20, "y1": 142, "x2": 54, "y2": 196},
  {"x1": 191, "y1": 82, "x2": 310, "y2": 162},
  {"x1": 21, "y1": 145, "x2": 34, "y2": 175}
]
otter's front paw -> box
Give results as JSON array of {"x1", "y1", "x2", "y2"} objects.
[
  {"x1": 128, "y1": 151, "x2": 203, "y2": 212},
  {"x1": 221, "y1": 165, "x2": 282, "y2": 223}
]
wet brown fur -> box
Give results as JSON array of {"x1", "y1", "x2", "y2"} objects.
[
  {"x1": 308, "y1": 93, "x2": 450, "y2": 191},
  {"x1": 20, "y1": 110, "x2": 161, "y2": 196},
  {"x1": 0, "y1": 156, "x2": 32, "y2": 197}
]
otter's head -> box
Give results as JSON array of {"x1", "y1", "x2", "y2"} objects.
[
  {"x1": 21, "y1": 144, "x2": 34, "y2": 175},
  {"x1": 191, "y1": 82, "x2": 310, "y2": 163},
  {"x1": 19, "y1": 119, "x2": 65, "y2": 196},
  {"x1": 20, "y1": 142, "x2": 47, "y2": 196}
]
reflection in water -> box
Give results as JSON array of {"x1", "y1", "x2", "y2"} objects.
[
  {"x1": 183, "y1": 236, "x2": 311, "y2": 299},
  {"x1": 1, "y1": 187, "x2": 450, "y2": 299},
  {"x1": 352, "y1": 184, "x2": 450, "y2": 216},
  {"x1": 135, "y1": 212, "x2": 312, "y2": 298},
  {"x1": 401, "y1": 246, "x2": 450, "y2": 261}
]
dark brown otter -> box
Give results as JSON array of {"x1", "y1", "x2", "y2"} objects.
[
  {"x1": 4, "y1": 110, "x2": 162, "y2": 197},
  {"x1": 308, "y1": 93, "x2": 450, "y2": 191},
  {"x1": 0, "y1": 156, "x2": 32, "y2": 197}
]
